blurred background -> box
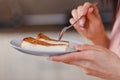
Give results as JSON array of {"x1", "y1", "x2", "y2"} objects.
[{"x1": 0, "y1": 0, "x2": 114, "y2": 80}]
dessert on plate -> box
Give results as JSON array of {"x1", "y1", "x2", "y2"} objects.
[
  {"x1": 36, "y1": 33, "x2": 69, "y2": 45},
  {"x1": 20, "y1": 33, "x2": 69, "y2": 52}
]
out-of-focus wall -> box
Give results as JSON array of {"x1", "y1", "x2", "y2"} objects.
[
  {"x1": 0, "y1": 0, "x2": 114, "y2": 26},
  {"x1": 0, "y1": 0, "x2": 11, "y2": 20},
  {"x1": 19, "y1": 0, "x2": 113, "y2": 14},
  {"x1": 0, "y1": 0, "x2": 113, "y2": 15}
]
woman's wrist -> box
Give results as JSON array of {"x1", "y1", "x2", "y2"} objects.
[{"x1": 92, "y1": 33, "x2": 110, "y2": 48}]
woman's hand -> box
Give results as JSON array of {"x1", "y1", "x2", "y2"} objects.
[
  {"x1": 70, "y1": 2, "x2": 109, "y2": 48},
  {"x1": 49, "y1": 44, "x2": 120, "y2": 80}
]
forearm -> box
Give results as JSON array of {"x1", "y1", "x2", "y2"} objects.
[{"x1": 92, "y1": 33, "x2": 110, "y2": 48}]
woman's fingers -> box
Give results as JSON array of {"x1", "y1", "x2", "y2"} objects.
[
  {"x1": 92, "y1": 3, "x2": 101, "y2": 19},
  {"x1": 70, "y1": 16, "x2": 86, "y2": 29},
  {"x1": 69, "y1": 18, "x2": 85, "y2": 31},
  {"x1": 69, "y1": 18, "x2": 78, "y2": 27},
  {"x1": 49, "y1": 53, "x2": 82, "y2": 63},
  {"x1": 49, "y1": 49, "x2": 98, "y2": 63},
  {"x1": 77, "y1": 2, "x2": 94, "y2": 17},
  {"x1": 71, "y1": 2, "x2": 94, "y2": 27},
  {"x1": 77, "y1": 2, "x2": 93, "y2": 27},
  {"x1": 81, "y1": 2, "x2": 93, "y2": 16},
  {"x1": 71, "y1": 9, "x2": 78, "y2": 20},
  {"x1": 74, "y1": 44, "x2": 94, "y2": 51},
  {"x1": 70, "y1": 2, "x2": 98, "y2": 32},
  {"x1": 77, "y1": 5, "x2": 83, "y2": 18},
  {"x1": 79, "y1": 17, "x2": 86, "y2": 27},
  {"x1": 74, "y1": 44, "x2": 91, "y2": 51},
  {"x1": 87, "y1": 7, "x2": 97, "y2": 22},
  {"x1": 70, "y1": 60, "x2": 92, "y2": 68},
  {"x1": 74, "y1": 44, "x2": 105, "y2": 52}
]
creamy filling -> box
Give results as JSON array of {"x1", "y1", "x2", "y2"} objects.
[
  {"x1": 21, "y1": 41, "x2": 68, "y2": 52},
  {"x1": 38, "y1": 39, "x2": 69, "y2": 45}
]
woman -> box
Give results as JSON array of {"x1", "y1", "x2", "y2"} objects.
[{"x1": 49, "y1": 1, "x2": 120, "y2": 80}]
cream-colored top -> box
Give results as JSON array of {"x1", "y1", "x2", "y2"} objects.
[{"x1": 110, "y1": 9, "x2": 120, "y2": 56}]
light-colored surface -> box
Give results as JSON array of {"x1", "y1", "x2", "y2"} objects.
[{"x1": 0, "y1": 26, "x2": 111, "y2": 80}]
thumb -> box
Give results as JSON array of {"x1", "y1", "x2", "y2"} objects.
[
  {"x1": 87, "y1": 7, "x2": 97, "y2": 22},
  {"x1": 74, "y1": 44, "x2": 93, "y2": 51}
]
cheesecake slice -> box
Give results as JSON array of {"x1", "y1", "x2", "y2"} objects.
[
  {"x1": 20, "y1": 34, "x2": 69, "y2": 52},
  {"x1": 36, "y1": 33, "x2": 69, "y2": 45}
]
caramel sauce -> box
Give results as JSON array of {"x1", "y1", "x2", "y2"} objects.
[
  {"x1": 37, "y1": 33, "x2": 69, "y2": 43},
  {"x1": 23, "y1": 37, "x2": 65, "y2": 46}
]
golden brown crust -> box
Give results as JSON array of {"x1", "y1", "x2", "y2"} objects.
[
  {"x1": 37, "y1": 33, "x2": 54, "y2": 40},
  {"x1": 37, "y1": 33, "x2": 69, "y2": 43},
  {"x1": 22, "y1": 37, "x2": 65, "y2": 46}
]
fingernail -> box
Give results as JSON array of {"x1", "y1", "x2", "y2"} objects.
[
  {"x1": 73, "y1": 44, "x2": 80, "y2": 50},
  {"x1": 79, "y1": 20, "x2": 85, "y2": 26},
  {"x1": 80, "y1": 27, "x2": 85, "y2": 31},
  {"x1": 80, "y1": 12, "x2": 84, "y2": 16},
  {"x1": 89, "y1": 8, "x2": 94, "y2": 13},
  {"x1": 74, "y1": 45, "x2": 79, "y2": 50}
]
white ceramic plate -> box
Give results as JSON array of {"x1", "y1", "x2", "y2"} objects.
[{"x1": 10, "y1": 37, "x2": 81, "y2": 56}]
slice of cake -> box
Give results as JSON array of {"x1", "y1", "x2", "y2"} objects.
[
  {"x1": 36, "y1": 33, "x2": 69, "y2": 45},
  {"x1": 20, "y1": 34, "x2": 69, "y2": 52}
]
